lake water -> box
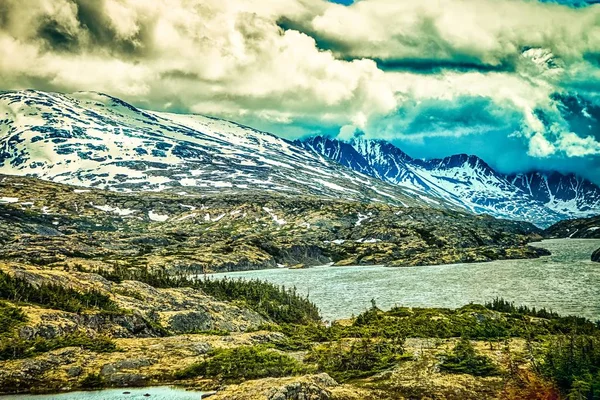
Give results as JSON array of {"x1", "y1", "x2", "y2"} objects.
[
  {"x1": 0, "y1": 387, "x2": 205, "y2": 400},
  {"x1": 212, "y1": 239, "x2": 600, "y2": 321}
]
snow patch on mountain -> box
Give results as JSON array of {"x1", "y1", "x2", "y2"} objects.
[
  {"x1": 299, "y1": 136, "x2": 600, "y2": 227},
  {"x1": 0, "y1": 90, "x2": 448, "y2": 210}
]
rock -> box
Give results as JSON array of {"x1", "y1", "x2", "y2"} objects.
[
  {"x1": 66, "y1": 366, "x2": 83, "y2": 377},
  {"x1": 113, "y1": 358, "x2": 154, "y2": 370},
  {"x1": 101, "y1": 358, "x2": 154, "y2": 376},
  {"x1": 210, "y1": 374, "x2": 338, "y2": 400},
  {"x1": 106, "y1": 373, "x2": 147, "y2": 386},
  {"x1": 289, "y1": 264, "x2": 307, "y2": 270},
  {"x1": 100, "y1": 364, "x2": 117, "y2": 376},
  {"x1": 165, "y1": 311, "x2": 212, "y2": 333},
  {"x1": 592, "y1": 248, "x2": 600, "y2": 262}
]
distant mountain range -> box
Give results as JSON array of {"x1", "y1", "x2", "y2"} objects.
[
  {"x1": 299, "y1": 136, "x2": 600, "y2": 227},
  {"x1": 0, "y1": 89, "x2": 598, "y2": 228}
]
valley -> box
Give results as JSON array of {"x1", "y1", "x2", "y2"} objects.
[{"x1": 0, "y1": 173, "x2": 597, "y2": 399}]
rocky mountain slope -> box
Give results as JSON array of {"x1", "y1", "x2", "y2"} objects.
[
  {"x1": 2, "y1": 89, "x2": 597, "y2": 229},
  {"x1": 0, "y1": 90, "x2": 446, "y2": 209},
  {"x1": 544, "y1": 214, "x2": 600, "y2": 238},
  {"x1": 0, "y1": 175, "x2": 547, "y2": 273},
  {"x1": 299, "y1": 136, "x2": 600, "y2": 227}
]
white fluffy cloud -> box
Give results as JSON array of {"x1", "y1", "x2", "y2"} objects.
[
  {"x1": 310, "y1": 0, "x2": 600, "y2": 68},
  {"x1": 0, "y1": 0, "x2": 398, "y2": 130},
  {"x1": 0, "y1": 0, "x2": 600, "y2": 164},
  {"x1": 558, "y1": 132, "x2": 600, "y2": 157}
]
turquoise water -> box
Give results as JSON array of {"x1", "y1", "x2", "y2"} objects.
[
  {"x1": 212, "y1": 239, "x2": 600, "y2": 321},
  {"x1": 0, "y1": 387, "x2": 205, "y2": 400}
]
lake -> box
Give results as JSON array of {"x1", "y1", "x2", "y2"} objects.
[
  {"x1": 0, "y1": 387, "x2": 205, "y2": 400},
  {"x1": 211, "y1": 239, "x2": 600, "y2": 321}
]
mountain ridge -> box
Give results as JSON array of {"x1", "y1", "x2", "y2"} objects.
[
  {"x1": 299, "y1": 135, "x2": 600, "y2": 227},
  {"x1": 1, "y1": 89, "x2": 598, "y2": 228},
  {"x1": 0, "y1": 89, "x2": 452, "y2": 211}
]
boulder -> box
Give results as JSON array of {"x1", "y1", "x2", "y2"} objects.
[
  {"x1": 592, "y1": 248, "x2": 600, "y2": 262},
  {"x1": 210, "y1": 373, "x2": 338, "y2": 400}
]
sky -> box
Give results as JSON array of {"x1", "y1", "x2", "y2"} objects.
[{"x1": 1, "y1": 0, "x2": 600, "y2": 182}]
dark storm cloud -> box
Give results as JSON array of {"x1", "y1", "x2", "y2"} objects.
[
  {"x1": 38, "y1": 17, "x2": 80, "y2": 51},
  {"x1": 278, "y1": 16, "x2": 517, "y2": 74},
  {"x1": 371, "y1": 58, "x2": 516, "y2": 74}
]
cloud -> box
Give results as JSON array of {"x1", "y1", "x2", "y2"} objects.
[
  {"x1": 1, "y1": 0, "x2": 600, "y2": 182},
  {"x1": 0, "y1": 0, "x2": 398, "y2": 130},
  {"x1": 528, "y1": 132, "x2": 557, "y2": 157},
  {"x1": 306, "y1": 0, "x2": 600, "y2": 72},
  {"x1": 557, "y1": 132, "x2": 600, "y2": 156}
]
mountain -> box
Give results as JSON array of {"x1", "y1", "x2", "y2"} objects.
[
  {"x1": 0, "y1": 90, "x2": 444, "y2": 209},
  {"x1": 2, "y1": 89, "x2": 597, "y2": 228},
  {"x1": 0, "y1": 174, "x2": 546, "y2": 272},
  {"x1": 299, "y1": 136, "x2": 600, "y2": 227},
  {"x1": 544, "y1": 214, "x2": 600, "y2": 238},
  {"x1": 509, "y1": 171, "x2": 600, "y2": 217}
]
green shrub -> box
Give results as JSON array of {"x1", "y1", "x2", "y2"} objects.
[
  {"x1": 0, "y1": 271, "x2": 118, "y2": 313},
  {"x1": 540, "y1": 335, "x2": 600, "y2": 399},
  {"x1": 439, "y1": 338, "x2": 500, "y2": 377},
  {"x1": 196, "y1": 277, "x2": 321, "y2": 324},
  {"x1": 93, "y1": 266, "x2": 320, "y2": 324},
  {"x1": 306, "y1": 338, "x2": 409, "y2": 382},
  {"x1": 0, "y1": 301, "x2": 26, "y2": 334},
  {"x1": 0, "y1": 332, "x2": 117, "y2": 361},
  {"x1": 485, "y1": 298, "x2": 559, "y2": 319},
  {"x1": 174, "y1": 346, "x2": 304, "y2": 382},
  {"x1": 80, "y1": 373, "x2": 105, "y2": 389}
]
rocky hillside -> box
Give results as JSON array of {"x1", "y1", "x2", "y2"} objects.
[
  {"x1": 0, "y1": 174, "x2": 547, "y2": 273},
  {"x1": 544, "y1": 214, "x2": 600, "y2": 238},
  {"x1": 0, "y1": 177, "x2": 592, "y2": 400}
]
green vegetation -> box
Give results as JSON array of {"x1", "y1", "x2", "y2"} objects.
[
  {"x1": 174, "y1": 345, "x2": 304, "y2": 382},
  {"x1": 439, "y1": 338, "x2": 500, "y2": 377},
  {"x1": 0, "y1": 271, "x2": 118, "y2": 313},
  {"x1": 79, "y1": 373, "x2": 105, "y2": 389},
  {"x1": 198, "y1": 277, "x2": 320, "y2": 324},
  {"x1": 94, "y1": 265, "x2": 320, "y2": 324},
  {"x1": 540, "y1": 335, "x2": 600, "y2": 399},
  {"x1": 485, "y1": 297, "x2": 560, "y2": 319},
  {"x1": 306, "y1": 337, "x2": 410, "y2": 382},
  {"x1": 0, "y1": 301, "x2": 26, "y2": 334},
  {"x1": 271, "y1": 301, "x2": 599, "y2": 355},
  {"x1": 0, "y1": 332, "x2": 117, "y2": 361}
]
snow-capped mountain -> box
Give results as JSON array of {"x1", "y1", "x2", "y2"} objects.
[
  {"x1": 509, "y1": 172, "x2": 600, "y2": 216},
  {"x1": 299, "y1": 136, "x2": 600, "y2": 227},
  {"x1": 0, "y1": 90, "x2": 449, "y2": 209}
]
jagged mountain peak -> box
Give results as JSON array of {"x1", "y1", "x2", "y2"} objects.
[
  {"x1": 300, "y1": 135, "x2": 600, "y2": 227},
  {"x1": 423, "y1": 153, "x2": 495, "y2": 173}
]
